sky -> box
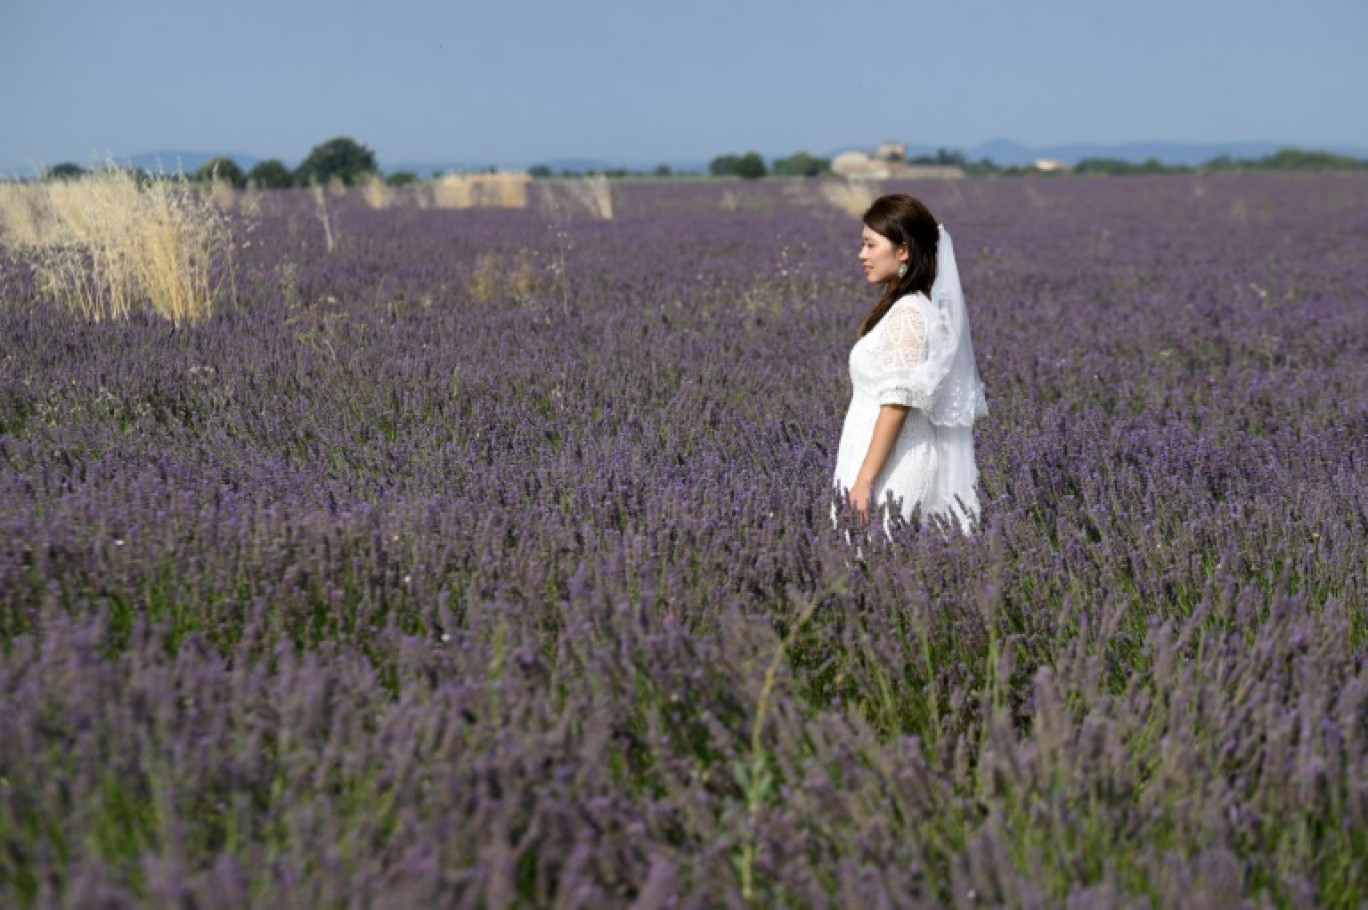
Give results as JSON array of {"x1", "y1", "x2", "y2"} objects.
[{"x1": 2, "y1": 0, "x2": 1365, "y2": 170}]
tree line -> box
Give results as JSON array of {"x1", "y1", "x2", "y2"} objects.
[
  {"x1": 677, "y1": 146, "x2": 1368, "y2": 180},
  {"x1": 700, "y1": 147, "x2": 1368, "y2": 179},
  {"x1": 1068, "y1": 148, "x2": 1368, "y2": 176},
  {"x1": 36, "y1": 139, "x2": 1368, "y2": 186},
  {"x1": 40, "y1": 138, "x2": 396, "y2": 188}
]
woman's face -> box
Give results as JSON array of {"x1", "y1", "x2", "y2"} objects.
[{"x1": 859, "y1": 225, "x2": 908, "y2": 285}]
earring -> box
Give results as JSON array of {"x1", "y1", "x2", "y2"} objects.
[{"x1": 897, "y1": 263, "x2": 908, "y2": 279}]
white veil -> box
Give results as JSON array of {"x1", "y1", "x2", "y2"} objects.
[{"x1": 921, "y1": 225, "x2": 989, "y2": 532}]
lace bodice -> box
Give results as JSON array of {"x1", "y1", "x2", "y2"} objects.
[{"x1": 857, "y1": 295, "x2": 932, "y2": 408}]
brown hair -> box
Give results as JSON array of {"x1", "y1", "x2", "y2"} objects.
[{"x1": 858, "y1": 194, "x2": 938, "y2": 336}]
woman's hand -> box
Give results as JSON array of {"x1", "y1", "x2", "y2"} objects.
[
  {"x1": 848, "y1": 405, "x2": 908, "y2": 523},
  {"x1": 848, "y1": 479, "x2": 873, "y2": 522}
]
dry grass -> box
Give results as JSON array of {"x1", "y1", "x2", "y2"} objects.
[
  {"x1": 820, "y1": 177, "x2": 882, "y2": 217},
  {"x1": 237, "y1": 188, "x2": 264, "y2": 218},
  {"x1": 310, "y1": 184, "x2": 336, "y2": 253},
  {"x1": 0, "y1": 168, "x2": 236, "y2": 324},
  {"x1": 360, "y1": 175, "x2": 394, "y2": 210},
  {"x1": 0, "y1": 181, "x2": 58, "y2": 247},
  {"x1": 206, "y1": 179, "x2": 238, "y2": 211},
  {"x1": 537, "y1": 176, "x2": 614, "y2": 221},
  {"x1": 468, "y1": 251, "x2": 542, "y2": 305},
  {"x1": 353, "y1": 173, "x2": 539, "y2": 213},
  {"x1": 430, "y1": 173, "x2": 531, "y2": 210},
  {"x1": 469, "y1": 252, "x2": 502, "y2": 303}
]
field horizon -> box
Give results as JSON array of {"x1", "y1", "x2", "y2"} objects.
[{"x1": 10, "y1": 138, "x2": 1368, "y2": 180}]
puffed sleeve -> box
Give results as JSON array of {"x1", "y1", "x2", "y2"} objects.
[{"x1": 875, "y1": 300, "x2": 931, "y2": 407}]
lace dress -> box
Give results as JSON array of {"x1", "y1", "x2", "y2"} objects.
[{"x1": 832, "y1": 292, "x2": 941, "y2": 525}]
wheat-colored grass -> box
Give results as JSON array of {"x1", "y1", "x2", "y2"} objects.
[
  {"x1": 468, "y1": 251, "x2": 543, "y2": 305},
  {"x1": 535, "y1": 176, "x2": 613, "y2": 221},
  {"x1": 361, "y1": 175, "x2": 394, "y2": 210},
  {"x1": 0, "y1": 168, "x2": 235, "y2": 324},
  {"x1": 237, "y1": 188, "x2": 264, "y2": 218},
  {"x1": 0, "y1": 180, "x2": 60, "y2": 247},
  {"x1": 469, "y1": 253, "x2": 502, "y2": 303},
  {"x1": 207, "y1": 179, "x2": 238, "y2": 211},
  {"x1": 353, "y1": 173, "x2": 536, "y2": 212},
  {"x1": 820, "y1": 177, "x2": 882, "y2": 217},
  {"x1": 430, "y1": 173, "x2": 531, "y2": 210},
  {"x1": 310, "y1": 184, "x2": 336, "y2": 253}
]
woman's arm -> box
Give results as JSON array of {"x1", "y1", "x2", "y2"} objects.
[{"x1": 849, "y1": 403, "x2": 910, "y2": 519}]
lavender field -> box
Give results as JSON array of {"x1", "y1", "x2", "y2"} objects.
[{"x1": 1, "y1": 174, "x2": 1366, "y2": 908}]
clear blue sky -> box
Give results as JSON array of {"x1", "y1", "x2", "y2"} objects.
[{"x1": 3, "y1": 0, "x2": 1365, "y2": 170}]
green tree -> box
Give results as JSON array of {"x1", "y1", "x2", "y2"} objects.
[
  {"x1": 734, "y1": 151, "x2": 767, "y2": 179},
  {"x1": 1074, "y1": 157, "x2": 1138, "y2": 175},
  {"x1": 193, "y1": 157, "x2": 247, "y2": 188},
  {"x1": 295, "y1": 136, "x2": 379, "y2": 186},
  {"x1": 247, "y1": 159, "x2": 293, "y2": 188},
  {"x1": 653, "y1": 163, "x2": 673, "y2": 177},
  {"x1": 910, "y1": 148, "x2": 967, "y2": 167},
  {"x1": 709, "y1": 154, "x2": 741, "y2": 177},
  {"x1": 772, "y1": 151, "x2": 829, "y2": 177},
  {"x1": 964, "y1": 158, "x2": 1001, "y2": 177},
  {"x1": 1074, "y1": 157, "x2": 1187, "y2": 176},
  {"x1": 45, "y1": 162, "x2": 86, "y2": 180},
  {"x1": 385, "y1": 171, "x2": 420, "y2": 186},
  {"x1": 1264, "y1": 148, "x2": 1367, "y2": 171},
  {"x1": 528, "y1": 164, "x2": 552, "y2": 178}
]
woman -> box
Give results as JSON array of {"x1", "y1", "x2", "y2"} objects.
[{"x1": 832, "y1": 194, "x2": 988, "y2": 535}]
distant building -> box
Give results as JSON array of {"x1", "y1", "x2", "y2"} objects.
[
  {"x1": 873, "y1": 142, "x2": 907, "y2": 162},
  {"x1": 1032, "y1": 158, "x2": 1072, "y2": 172},
  {"x1": 832, "y1": 151, "x2": 881, "y2": 177},
  {"x1": 832, "y1": 145, "x2": 964, "y2": 180}
]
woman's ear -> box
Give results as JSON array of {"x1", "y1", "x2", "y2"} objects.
[{"x1": 898, "y1": 245, "x2": 910, "y2": 263}]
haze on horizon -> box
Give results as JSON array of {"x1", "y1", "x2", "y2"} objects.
[{"x1": 2, "y1": 0, "x2": 1365, "y2": 171}]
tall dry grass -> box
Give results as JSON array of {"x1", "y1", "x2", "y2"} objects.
[
  {"x1": 360, "y1": 174, "x2": 394, "y2": 210},
  {"x1": 205, "y1": 178, "x2": 238, "y2": 212},
  {"x1": 310, "y1": 184, "x2": 337, "y2": 253},
  {"x1": 0, "y1": 168, "x2": 237, "y2": 324},
  {"x1": 354, "y1": 173, "x2": 546, "y2": 213},
  {"x1": 468, "y1": 251, "x2": 542, "y2": 306},
  {"x1": 430, "y1": 173, "x2": 531, "y2": 210},
  {"x1": 820, "y1": 177, "x2": 882, "y2": 217},
  {"x1": 536, "y1": 176, "x2": 614, "y2": 220}
]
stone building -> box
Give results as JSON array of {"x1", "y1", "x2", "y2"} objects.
[
  {"x1": 1032, "y1": 158, "x2": 1072, "y2": 172},
  {"x1": 831, "y1": 145, "x2": 965, "y2": 180}
]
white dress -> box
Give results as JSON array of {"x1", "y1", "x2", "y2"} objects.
[{"x1": 833, "y1": 291, "x2": 978, "y2": 531}]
